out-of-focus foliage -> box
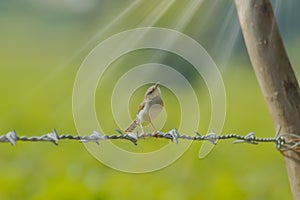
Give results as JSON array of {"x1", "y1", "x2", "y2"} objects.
[{"x1": 1, "y1": 0, "x2": 300, "y2": 199}]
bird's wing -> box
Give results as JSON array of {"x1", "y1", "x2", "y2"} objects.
[
  {"x1": 125, "y1": 119, "x2": 138, "y2": 132},
  {"x1": 137, "y1": 100, "x2": 146, "y2": 114}
]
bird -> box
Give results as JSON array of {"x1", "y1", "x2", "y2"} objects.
[{"x1": 125, "y1": 82, "x2": 164, "y2": 135}]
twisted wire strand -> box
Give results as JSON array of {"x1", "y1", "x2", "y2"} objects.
[{"x1": 0, "y1": 126, "x2": 299, "y2": 152}]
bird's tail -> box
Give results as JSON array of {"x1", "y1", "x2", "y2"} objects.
[{"x1": 125, "y1": 119, "x2": 139, "y2": 132}]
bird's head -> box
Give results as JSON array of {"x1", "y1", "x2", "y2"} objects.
[{"x1": 145, "y1": 82, "x2": 161, "y2": 99}]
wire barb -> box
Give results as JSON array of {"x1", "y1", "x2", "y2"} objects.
[
  {"x1": 0, "y1": 126, "x2": 299, "y2": 153},
  {"x1": 204, "y1": 132, "x2": 218, "y2": 145},
  {"x1": 232, "y1": 132, "x2": 258, "y2": 144},
  {"x1": 1, "y1": 130, "x2": 17, "y2": 146}
]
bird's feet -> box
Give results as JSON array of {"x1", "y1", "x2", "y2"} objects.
[
  {"x1": 154, "y1": 131, "x2": 160, "y2": 138},
  {"x1": 141, "y1": 131, "x2": 146, "y2": 139}
]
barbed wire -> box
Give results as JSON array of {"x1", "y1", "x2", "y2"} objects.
[{"x1": 1, "y1": 126, "x2": 300, "y2": 152}]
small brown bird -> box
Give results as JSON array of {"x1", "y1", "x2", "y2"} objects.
[{"x1": 125, "y1": 82, "x2": 164, "y2": 135}]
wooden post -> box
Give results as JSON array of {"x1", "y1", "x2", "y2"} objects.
[{"x1": 234, "y1": 0, "x2": 300, "y2": 199}]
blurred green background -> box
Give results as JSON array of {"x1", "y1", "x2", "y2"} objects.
[{"x1": 1, "y1": 0, "x2": 300, "y2": 199}]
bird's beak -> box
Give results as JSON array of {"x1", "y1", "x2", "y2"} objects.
[{"x1": 154, "y1": 82, "x2": 159, "y2": 89}]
